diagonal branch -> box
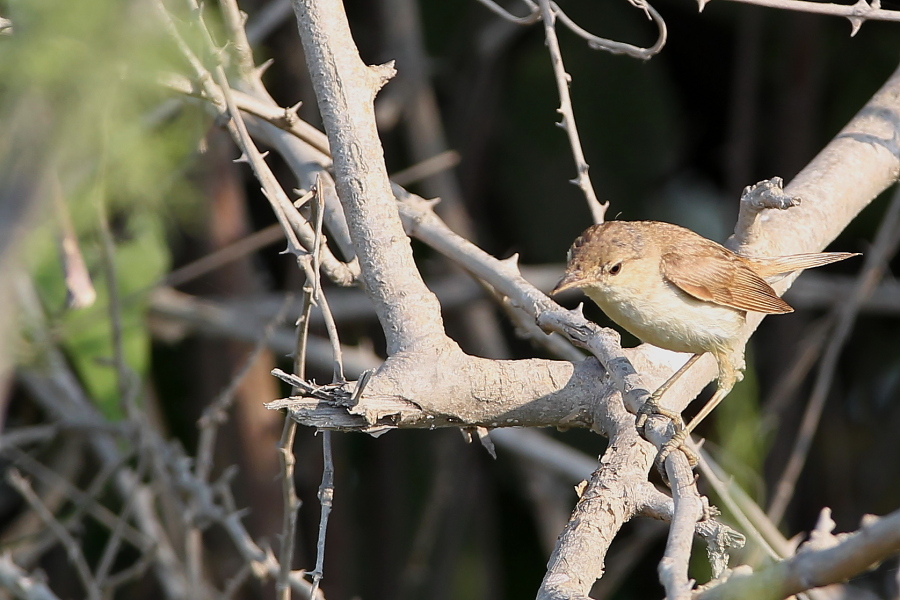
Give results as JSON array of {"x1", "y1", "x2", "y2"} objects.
[{"x1": 292, "y1": 0, "x2": 448, "y2": 355}]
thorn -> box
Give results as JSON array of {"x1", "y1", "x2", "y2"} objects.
[
  {"x1": 574, "y1": 480, "x2": 588, "y2": 497},
  {"x1": 255, "y1": 58, "x2": 275, "y2": 78},
  {"x1": 259, "y1": 150, "x2": 269, "y2": 160},
  {"x1": 424, "y1": 196, "x2": 441, "y2": 208},
  {"x1": 568, "y1": 177, "x2": 580, "y2": 186},
  {"x1": 283, "y1": 101, "x2": 302, "y2": 125},
  {"x1": 370, "y1": 60, "x2": 397, "y2": 92},
  {"x1": 476, "y1": 427, "x2": 497, "y2": 459},
  {"x1": 697, "y1": 0, "x2": 711, "y2": 11},
  {"x1": 848, "y1": 16, "x2": 864, "y2": 36},
  {"x1": 214, "y1": 43, "x2": 231, "y2": 62},
  {"x1": 233, "y1": 153, "x2": 249, "y2": 164},
  {"x1": 573, "y1": 303, "x2": 586, "y2": 318},
  {"x1": 240, "y1": 9, "x2": 249, "y2": 26},
  {"x1": 502, "y1": 253, "x2": 520, "y2": 268}
]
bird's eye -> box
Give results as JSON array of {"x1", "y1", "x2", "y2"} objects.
[{"x1": 609, "y1": 262, "x2": 622, "y2": 275}]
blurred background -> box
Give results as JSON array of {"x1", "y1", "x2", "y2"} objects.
[{"x1": 1, "y1": 0, "x2": 899, "y2": 598}]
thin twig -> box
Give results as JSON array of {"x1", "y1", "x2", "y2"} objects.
[
  {"x1": 94, "y1": 446, "x2": 152, "y2": 591},
  {"x1": 276, "y1": 276, "x2": 312, "y2": 600},
  {"x1": 309, "y1": 179, "x2": 344, "y2": 382},
  {"x1": 590, "y1": 521, "x2": 666, "y2": 600},
  {"x1": 0, "y1": 554, "x2": 62, "y2": 600},
  {"x1": 760, "y1": 316, "x2": 833, "y2": 425},
  {"x1": 536, "y1": 0, "x2": 607, "y2": 224},
  {"x1": 711, "y1": 0, "x2": 900, "y2": 36},
  {"x1": 474, "y1": 0, "x2": 541, "y2": 25},
  {"x1": 194, "y1": 294, "x2": 296, "y2": 483},
  {"x1": 147, "y1": 288, "x2": 380, "y2": 377},
  {"x1": 276, "y1": 413, "x2": 302, "y2": 600},
  {"x1": 474, "y1": 0, "x2": 668, "y2": 60},
  {"x1": 308, "y1": 431, "x2": 334, "y2": 598},
  {"x1": 0, "y1": 425, "x2": 59, "y2": 450},
  {"x1": 768, "y1": 184, "x2": 900, "y2": 524},
  {"x1": 2, "y1": 444, "x2": 151, "y2": 557},
  {"x1": 658, "y1": 454, "x2": 704, "y2": 600},
  {"x1": 221, "y1": 563, "x2": 252, "y2": 600},
  {"x1": 164, "y1": 223, "x2": 285, "y2": 288},
  {"x1": 188, "y1": 292, "x2": 293, "y2": 598},
  {"x1": 302, "y1": 181, "x2": 343, "y2": 596},
  {"x1": 552, "y1": 0, "x2": 666, "y2": 60},
  {"x1": 694, "y1": 447, "x2": 787, "y2": 560},
  {"x1": 391, "y1": 150, "x2": 461, "y2": 187},
  {"x1": 8, "y1": 470, "x2": 100, "y2": 600},
  {"x1": 102, "y1": 548, "x2": 157, "y2": 594},
  {"x1": 163, "y1": 74, "x2": 332, "y2": 160},
  {"x1": 217, "y1": 0, "x2": 257, "y2": 78},
  {"x1": 94, "y1": 144, "x2": 132, "y2": 415}
]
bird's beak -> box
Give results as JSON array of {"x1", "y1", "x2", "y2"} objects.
[{"x1": 551, "y1": 270, "x2": 585, "y2": 296}]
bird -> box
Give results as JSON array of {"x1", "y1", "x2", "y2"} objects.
[{"x1": 551, "y1": 220, "x2": 857, "y2": 467}]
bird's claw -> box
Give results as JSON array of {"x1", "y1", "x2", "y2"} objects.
[
  {"x1": 636, "y1": 392, "x2": 683, "y2": 436},
  {"x1": 654, "y1": 430, "x2": 699, "y2": 482}
]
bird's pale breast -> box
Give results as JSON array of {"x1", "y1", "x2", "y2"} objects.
[{"x1": 582, "y1": 275, "x2": 745, "y2": 356}]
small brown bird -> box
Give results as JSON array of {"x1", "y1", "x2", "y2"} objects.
[{"x1": 552, "y1": 220, "x2": 856, "y2": 461}]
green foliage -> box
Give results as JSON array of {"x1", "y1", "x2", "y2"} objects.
[{"x1": 3, "y1": 0, "x2": 207, "y2": 417}]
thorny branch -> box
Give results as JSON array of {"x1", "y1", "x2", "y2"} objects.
[
  {"x1": 705, "y1": 0, "x2": 900, "y2": 36},
  {"x1": 261, "y1": 34, "x2": 900, "y2": 600},
  {"x1": 7, "y1": 470, "x2": 99, "y2": 600},
  {"x1": 474, "y1": 0, "x2": 667, "y2": 224},
  {"x1": 6, "y1": 0, "x2": 900, "y2": 598},
  {"x1": 536, "y1": 0, "x2": 607, "y2": 224}
]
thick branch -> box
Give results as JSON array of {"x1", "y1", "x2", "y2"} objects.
[
  {"x1": 271, "y1": 356, "x2": 614, "y2": 433},
  {"x1": 292, "y1": 0, "x2": 446, "y2": 354}
]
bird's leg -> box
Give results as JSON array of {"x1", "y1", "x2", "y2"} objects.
[
  {"x1": 654, "y1": 383, "x2": 733, "y2": 474},
  {"x1": 636, "y1": 353, "x2": 704, "y2": 434}
]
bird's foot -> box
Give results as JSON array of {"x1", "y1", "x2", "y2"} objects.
[
  {"x1": 636, "y1": 391, "x2": 684, "y2": 436},
  {"x1": 654, "y1": 430, "x2": 699, "y2": 482}
]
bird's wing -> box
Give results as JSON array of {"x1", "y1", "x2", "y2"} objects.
[
  {"x1": 742, "y1": 252, "x2": 859, "y2": 278},
  {"x1": 661, "y1": 246, "x2": 794, "y2": 314}
]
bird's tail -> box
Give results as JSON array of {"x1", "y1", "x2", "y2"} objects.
[{"x1": 749, "y1": 252, "x2": 859, "y2": 279}]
